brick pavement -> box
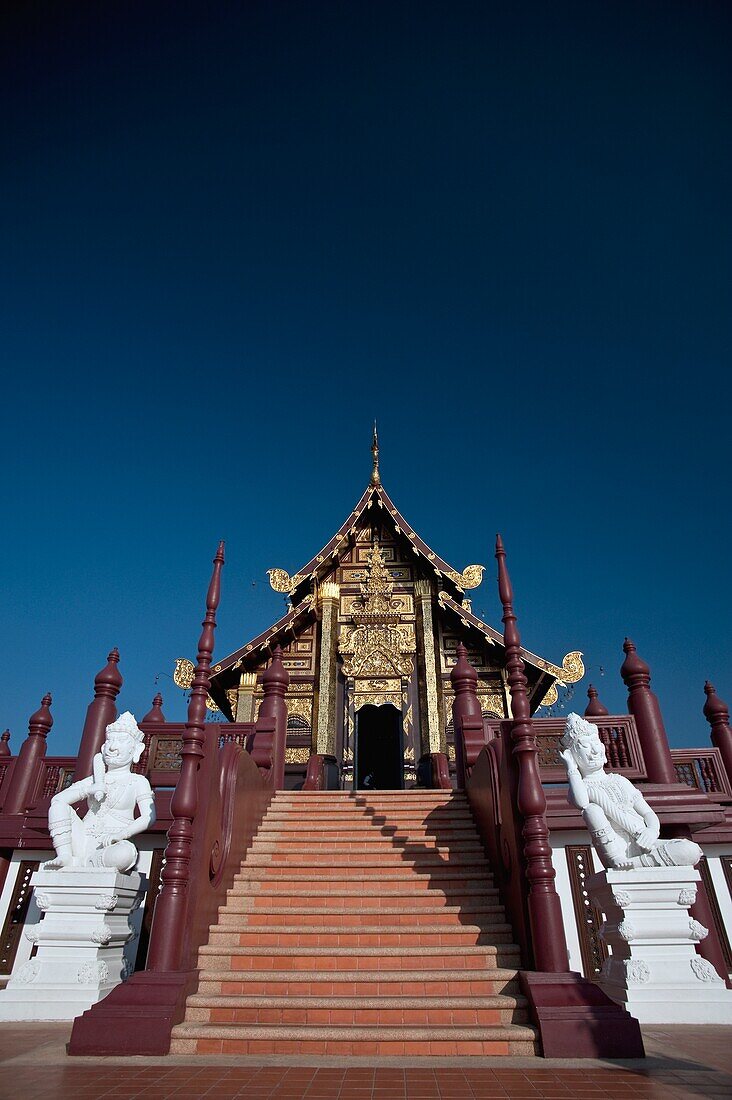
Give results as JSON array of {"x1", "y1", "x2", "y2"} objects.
[{"x1": 0, "y1": 1024, "x2": 731, "y2": 1099}]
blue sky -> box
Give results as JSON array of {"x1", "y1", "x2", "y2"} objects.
[{"x1": 1, "y1": 2, "x2": 730, "y2": 755}]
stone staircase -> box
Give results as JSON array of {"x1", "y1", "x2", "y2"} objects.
[{"x1": 170, "y1": 790, "x2": 537, "y2": 1056}]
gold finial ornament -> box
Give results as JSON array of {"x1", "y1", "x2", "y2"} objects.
[{"x1": 370, "y1": 420, "x2": 381, "y2": 486}]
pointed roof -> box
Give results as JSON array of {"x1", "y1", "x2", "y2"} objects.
[
  {"x1": 266, "y1": 480, "x2": 484, "y2": 605},
  {"x1": 207, "y1": 436, "x2": 584, "y2": 713}
]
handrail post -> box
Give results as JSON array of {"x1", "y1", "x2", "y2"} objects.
[
  {"x1": 3, "y1": 694, "x2": 53, "y2": 815},
  {"x1": 703, "y1": 682, "x2": 732, "y2": 790},
  {"x1": 496, "y1": 534, "x2": 569, "y2": 972},
  {"x1": 73, "y1": 649, "x2": 122, "y2": 784},
  {"x1": 450, "y1": 643, "x2": 482, "y2": 788},
  {"x1": 620, "y1": 639, "x2": 676, "y2": 785},
  {"x1": 259, "y1": 646, "x2": 289, "y2": 789},
  {"x1": 147, "y1": 542, "x2": 224, "y2": 972}
]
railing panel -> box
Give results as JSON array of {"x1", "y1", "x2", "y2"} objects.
[
  {"x1": 671, "y1": 748, "x2": 732, "y2": 801},
  {"x1": 484, "y1": 714, "x2": 647, "y2": 782}
]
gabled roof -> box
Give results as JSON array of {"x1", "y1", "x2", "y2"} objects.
[{"x1": 267, "y1": 482, "x2": 484, "y2": 606}]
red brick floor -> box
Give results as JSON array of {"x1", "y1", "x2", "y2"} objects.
[{"x1": 0, "y1": 1024, "x2": 730, "y2": 1099}]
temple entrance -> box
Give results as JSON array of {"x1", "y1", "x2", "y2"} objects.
[{"x1": 354, "y1": 703, "x2": 404, "y2": 790}]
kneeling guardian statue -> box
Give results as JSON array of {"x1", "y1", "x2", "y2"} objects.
[{"x1": 560, "y1": 712, "x2": 701, "y2": 870}]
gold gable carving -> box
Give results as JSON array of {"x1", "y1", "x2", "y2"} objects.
[{"x1": 338, "y1": 542, "x2": 415, "y2": 679}]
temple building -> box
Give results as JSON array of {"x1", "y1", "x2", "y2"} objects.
[
  {"x1": 0, "y1": 434, "x2": 731, "y2": 1061},
  {"x1": 202, "y1": 428, "x2": 583, "y2": 790}
]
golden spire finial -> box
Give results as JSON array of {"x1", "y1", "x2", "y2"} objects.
[{"x1": 370, "y1": 420, "x2": 381, "y2": 486}]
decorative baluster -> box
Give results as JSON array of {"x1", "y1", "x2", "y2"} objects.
[
  {"x1": 620, "y1": 639, "x2": 676, "y2": 785},
  {"x1": 259, "y1": 646, "x2": 289, "y2": 790},
  {"x1": 496, "y1": 535, "x2": 569, "y2": 972},
  {"x1": 703, "y1": 682, "x2": 732, "y2": 791},
  {"x1": 72, "y1": 649, "x2": 123, "y2": 783},
  {"x1": 3, "y1": 695, "x2": 53, "y2": 814},
  {"x1": 147, "y1": 542, "x2": 224, "y2": 973}
]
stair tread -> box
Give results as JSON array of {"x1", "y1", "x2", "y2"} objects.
[
  {"x1": 199, "y1": 944, "x2": 519, "y2": 956},
  {"x1": 172, "y1": 1023, "x2": 536, "y2": 1040},
  {"x1": 198, "y1": 967, "x2": 520, "y2": 982},
  {"x1": 210, "y1": 924, "x2": 510, "y2": 934},
  {"x1": 187, "y1": 994, "x2": 525, "y2": 1008}
]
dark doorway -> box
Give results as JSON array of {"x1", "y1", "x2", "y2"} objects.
[{"x1": 354, "y1": 703, "x2": 404, "y2": 790}]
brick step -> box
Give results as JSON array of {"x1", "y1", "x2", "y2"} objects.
[
  {"x1": 233, "y1": 867, "x2": 494, "y2": 882},
  {"x1": 228, "y1": 882, "x2": 497, "y2": 899},
  {"x1": 249, "y1": 842, "x2": 485, "y2": 855},
  {"x1": 260, "y1": 812, "x2": 475, "y2": 823},
  {"x1": 185, "y1": 994, "x2": 528, "y2": 1026},
  {"x1": 271, "y1": 792, "x2": 462, "y2": 799},
  {"x1": 241, "y1": 854, "x2": 490, "y2": 869},
  {"x1": 208, "y1": 926, "x2": 515, "y2": 948},
  {"x1": 255, "y1": 827, "x2": 479, "y2": 841},
  {"x1": 196, "y1": 969, "x2": 521, "y2": 997},
  {"x1": 198, "y1": 945, "x2": 521, "y2": 971},
  {"x1": 219, "y1": 904, "x2": 506, "y2": 921},
  {"x1": 169, "y1": 1023, "x2": 537, "y2": 1056}
]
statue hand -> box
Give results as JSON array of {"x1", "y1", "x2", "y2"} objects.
[
  {"x1": 101, "y1": 832, "x2": 127, "y2": 848},
  {"x1": 91, "y1": 786, "x2": 105, "y2": 803},
  {"x1": 559, "y1": 749, "x2": 579, "y2": 775},
  {"x1": 634, "y1": 826, "x2": 657, "y2": 851}
]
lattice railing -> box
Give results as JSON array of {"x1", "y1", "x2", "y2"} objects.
[
  {"x1": 484, "y1": 714, "x2": 647, "y2": 782},
  {"x1": 671, "y1": 748, "x2": 732, "y2": 800}
]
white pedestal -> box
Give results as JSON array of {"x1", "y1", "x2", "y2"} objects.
[
  {"x1": 589, "y1": 866, "x2": 732, "y2": 1024},
  {"x1": 0, "y1": 869, "x2": 141, "y2": 1021}
]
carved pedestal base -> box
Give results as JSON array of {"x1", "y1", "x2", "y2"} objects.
[
  {"x1": 589, "y1": 867, "x2": 732, "y2": 1024},
  {"x1": 0, "y1": 869, "x2": 141, "y2": 1021}
]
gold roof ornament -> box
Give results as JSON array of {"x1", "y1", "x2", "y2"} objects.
[
  {"x1": 537, "y1": 651, "x2": 585, "y2": 709},
  {"x1": 267, "y1": 568, "x2": 306, "y2": 594},
  {"x1": 445, "y1": 565, "x2": 485, "y2": 591},
  {"x1": 173, "y1": 657, "x2": 195, "y2": 690},
  {"x1": 172, "y1": 656, "x2": 220, "y2": 712}
]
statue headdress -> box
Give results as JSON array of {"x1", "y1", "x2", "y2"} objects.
[
  {"x1": 106, "y1": 711, "x2": 145, "y2": 743},
  {"x1": 559, "y1": 711, "x2": 597, "y2": 752}
]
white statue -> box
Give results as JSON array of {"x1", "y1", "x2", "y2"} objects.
[
  {"x1": 559, "y1": 712, "x2": 701, "y2": 870},
  {"x1": 45, "y1": 712, "x2": 155, "y2": 873}
]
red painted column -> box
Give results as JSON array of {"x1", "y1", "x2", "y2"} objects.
[
  {"x1": 259, "y1": 646, "x2": 289, "y2": 790},
  {"x1": 450, "y1": 643, "x2": 482, "y2": 789},
  {"x1": 496, "y1": 535, "x2": 569, "y2": 973},
  {"x1": 72, "y1": 649, "x2": 123, "y2": 783},
  {"x1": 703, "y1": 682, "x2": 732, "y2": 790},
  {"x1": 3, "y1": 694, "x2": 53, "y2": 814},
  {"x1": 620, "y1": 639, "x2": 677, "y2": 785},
  {"x1": 584, "y1": 684, "x2": 609, "y2": 718},
  {"x1": 147, "y1": 542, "x2": 224, "y2": 973}
]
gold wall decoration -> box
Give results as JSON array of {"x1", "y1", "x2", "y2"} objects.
[
  {"x1": 315, "y1": 582, "x2": 340, "y2": 755},
  {"x1": 285, "y1": 747, "x2": 311, "y2": 764},
  {"x1": 225, "y1": 688, "x2": 238, "y2": 715},
  {"x1": 415, "y1": 582, "x2": 442, "y2": 754},
  {"x1": 445, "y1": 565, "x2": 485, "y2": 590},
  {"x1": 267, "y1": 568, "x2": 306, "y2": 594},
  {"x1": 286, "y1": 696, "x2": 313, "y2": 724},
  {"x1": 338, "y1": 543, "x2": 415, "y2": 679},
  {"x1": 478, "y1": 692, "x2": 505, "y2": 718}
]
